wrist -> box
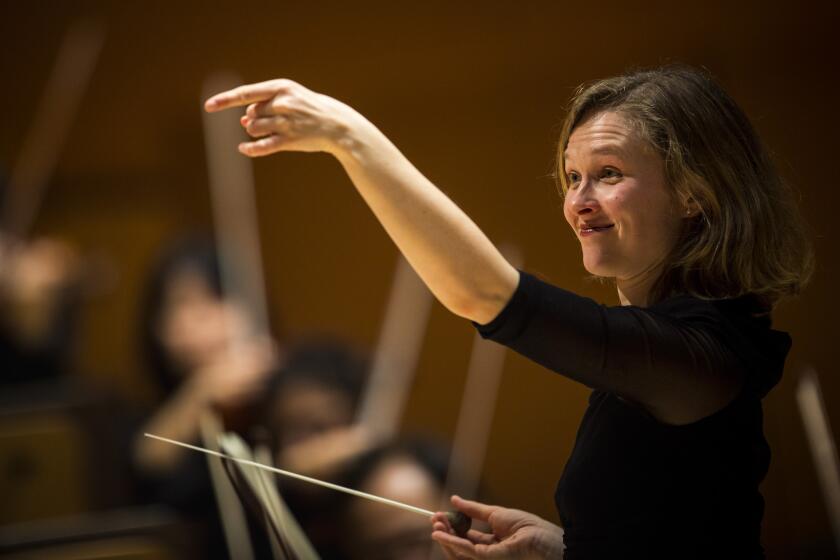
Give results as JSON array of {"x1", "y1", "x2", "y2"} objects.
[{"x1": 331, "y1": 110, "x2": 391, "y2": 167}]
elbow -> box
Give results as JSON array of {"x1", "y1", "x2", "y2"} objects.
[
  {"x1": 445, "y1": 291, "x2": 509, "y2": 325},
  {"x1": 439, "y1": 265, "x2": 519, "y2": 324}
]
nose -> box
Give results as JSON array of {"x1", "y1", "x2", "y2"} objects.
[{"x1": 566, "y1": 178, "x2": 599, "y2": 216}]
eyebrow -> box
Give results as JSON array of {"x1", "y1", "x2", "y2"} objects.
[{"x1": 564, "y1": 143, "x2": 629, "y2": 161}]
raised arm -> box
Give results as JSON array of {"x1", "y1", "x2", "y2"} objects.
[
  {"x1": 476, "y1": 272, "x2": 789, "y2": 424},
  {"x1": 205, "y1": 79, "x2": 517, "y2": 324}
]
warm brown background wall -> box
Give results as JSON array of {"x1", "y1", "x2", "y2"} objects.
[{"x1": 2, "y1": 0, "x2": 837, "y2": 557}]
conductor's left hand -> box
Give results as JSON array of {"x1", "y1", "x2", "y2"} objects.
[
  {"x1": 205, "y1": 79, "x2": 370, "y2": 158},
  {"x1": 432, "y1": 495, "x2": 565, "y2": 559}
]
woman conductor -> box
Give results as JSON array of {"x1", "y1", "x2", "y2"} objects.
[{"x1": 205, "y1": 66, "x2": 813, "y2": 559}]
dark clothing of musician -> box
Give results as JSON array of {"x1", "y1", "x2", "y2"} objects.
[{"x1": 476, "y1": 270, "x2": 788, "y2": 559}]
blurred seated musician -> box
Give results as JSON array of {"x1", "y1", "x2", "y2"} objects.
[
  {"x1": 338, "y1": 439, "x2": 451, "y2": 560},
  {"x1": 131, "y1": 237, "x2": 279, "y2": 517},
  {"x1": 263, "y1": 337, "x2": 371, "y2": 479},
  {"x1": 258, "y1": 338, "x2": 369, "y2": 557},
  {"x1": 0, "y1": 232, "x2": 83, "y2": 385}
]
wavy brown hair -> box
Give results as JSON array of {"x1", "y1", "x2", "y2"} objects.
[{"x1": 556, "y1": 65, "x2": 814, "y2": 310}]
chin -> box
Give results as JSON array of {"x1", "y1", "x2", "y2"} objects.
[{"x1": 581, "y1": 256, "x2": 618, "y2": 278}]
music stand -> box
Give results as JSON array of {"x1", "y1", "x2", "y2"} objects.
[{"x1": 217, "y1": 433, "x2": 321, "y2": 560}]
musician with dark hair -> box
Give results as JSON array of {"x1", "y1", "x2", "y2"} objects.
[{"x1": 131, "y1": 237, "x2": 279, "y2": 559}]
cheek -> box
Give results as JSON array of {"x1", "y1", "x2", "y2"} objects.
[
  {"x1": 631, "y1": 201, "x2": 682, "y2": 259},
  {"x1": 598, "y1": 193, "x2": 627, "y2": 232},
  {"x1": 643, "y1": 193, "x2": 682, "y2": 239},
  {"x1": 604, "y1": 192, "x2": 624, "y2": 211},
  {"x1": 562, "y1": 196, "x2": 576, "y2": 229}
]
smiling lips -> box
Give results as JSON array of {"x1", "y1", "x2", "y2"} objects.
[{"x1": 579, "y1": 223, "x2": 614, "y2": 236}]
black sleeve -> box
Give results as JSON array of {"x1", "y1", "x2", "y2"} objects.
[{"x1": 474, "y1": 271, "x2": 766, "y2": 408}]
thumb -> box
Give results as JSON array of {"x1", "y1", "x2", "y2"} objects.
[
  {"x1": 450, "y1": 495, "x2": 498, "y2": 523},
  {"x1": 238, "y1": 135, "x2": 286, "y2": 157}
]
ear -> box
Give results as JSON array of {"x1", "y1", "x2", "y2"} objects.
[{"x1": 682, "y1": 197, "x2": 701, "y2": 218}]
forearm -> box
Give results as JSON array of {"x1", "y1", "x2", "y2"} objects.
[
  {"x1": 206, "y1": 79, "x2": 518, "y2": 323},
  {"x1": 334, "y1": 121, "x2": 518, "y2": 324},
  {"x1": 133, "y1": 378, "x2": 211, "y2": 473}
]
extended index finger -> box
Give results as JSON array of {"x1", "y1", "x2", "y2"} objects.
[{"x1": 204, "y1": 79, "x2": 290, "y2": 112}]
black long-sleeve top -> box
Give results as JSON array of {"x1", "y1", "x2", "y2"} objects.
[{"x1": 475, "y1": 271, "x2": 790, "y2": 560}]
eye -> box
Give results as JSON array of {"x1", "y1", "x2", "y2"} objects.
[
  {"x1": 566, "y1": 171, "x2": 581, "y2": 188},
  {"x1": 600, "y1": 167, "x2": 622, "y2": 182}
]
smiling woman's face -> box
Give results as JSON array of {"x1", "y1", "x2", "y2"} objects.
[{"x1": 563, "y1": 111, "x2": 685, "y2": 289}]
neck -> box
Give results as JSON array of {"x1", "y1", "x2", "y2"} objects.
[{"x1": 616, "y1": 267, "x2": 661, "y2": 307}]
